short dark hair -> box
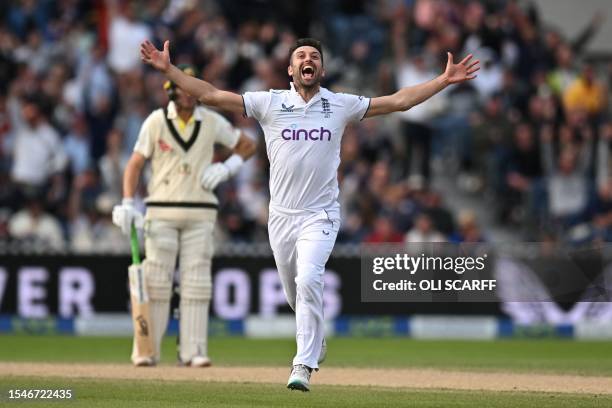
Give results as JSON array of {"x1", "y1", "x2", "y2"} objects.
[
  {"x1": 288, "y1": 38, "x2": 323, "y2": 64},
  {"x1": 21, "y1": 92, "x2": 51, "y2": 118}
]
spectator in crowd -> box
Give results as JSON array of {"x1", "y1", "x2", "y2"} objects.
[
  {"x1": 469, "y1": 94, "x2": 514, "y2": 192},
  {"x1": 418, "y1": 190, "x2": 455, "y2": 236},
  {"x1": 358, "y1": 117, "x2": 396, "y2": 167},
  {"x1": 106, "y1": 0, "x2": 152, "y2": 75},
  {"x1": 541, "y1": 126, "x2": 592, "y2": 228},
  {"x1": 98, "y1": 128, "x2": 129, "y2": 203},
  {"x1": 0, "y1": 95, "x2": 12, "y2": 174},
  {"x1": 8, "y1": 197, "x2": 64, "y2": 250},
  {"x1": 82, "y1": 43, "x2": 118, "y2": 160},
  {"x1": 392, "y1": 17, "x2": 448, "y2": 185},
  {"x1": 597, "y1": 121, "x2": 612, "y2": 191},
  {"x1": 502, "y1": 123, "x2": 543, "y2": 224},
  {"x1": 218, "y1": 186, "x2": 255, "y2": 243},
  {"x1": 591, "y1": 178, "x2": 612, "y2": 242},
  {"x1": 405, "y1": 213, "x2": 445, "y2": 243},
  {"x1": 8, "y1": 93, "x2": 67, "y2": 202},
  {"x1": 471, "y1": 48, "x2": 503, "y2": 101},
  {"x1": 547, "y1": 43, "x2": 578, "y2": 96},
  {"x1": 69, "y1": 175, "x2": 127, "y2": 253},
  {"x1": 364, "y1": 214, "x2": 404, "y2": 244},
  {"x1": 63, "y1": 115, "x2": 91, "y2": 177},
  {"x1": 450, "y1": 210, "x2": 485, "y2": 243},
  {"x1": 563, "y1": 64, "x2": 607, "y2": 119}
]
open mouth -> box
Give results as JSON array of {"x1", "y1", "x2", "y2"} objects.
[{"x1": 301, "y1": 65, "x2": 315, "y2": 80}]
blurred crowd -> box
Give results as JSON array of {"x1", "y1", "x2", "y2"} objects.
[{"x1": 0, "y1": 0, "x2": 610, "y2": 253}]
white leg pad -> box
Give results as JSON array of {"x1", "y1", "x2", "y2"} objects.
[
  {"x1": 143, "y1": 259, "x2": 173, "y2": 362},
  {"x1": 179, "y1": 262, "x2": 212, "y2": 363}
]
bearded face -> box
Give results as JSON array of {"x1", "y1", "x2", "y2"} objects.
[{"x1": 288, "y1": 46, "x2": 325, "y2": 89}]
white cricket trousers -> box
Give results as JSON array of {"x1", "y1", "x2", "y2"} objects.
[{"x1": 268, "y1": 206, "x2": 340, "y2": 369}]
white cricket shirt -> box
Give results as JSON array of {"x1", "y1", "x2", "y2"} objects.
[{"x1": 243, "y1": 83, "x2": 370, "y2": 213}]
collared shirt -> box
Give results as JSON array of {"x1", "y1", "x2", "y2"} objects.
[
  {"x1": 166, "y1": 100, "x2": 201, "y2": 132},
  {"x1": 243, "y1": 83, "x2": 370, "y2": 213},
  {"x1": 12, "y1": 122, "x2": 67, "y2": 186},
  {"x1": 134, "y1": 101, "x2": 240, "y2": 221}
]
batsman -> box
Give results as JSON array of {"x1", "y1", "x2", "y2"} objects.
[{"x1": 112, "y1": 64, "x2": 256, "y2": 366}]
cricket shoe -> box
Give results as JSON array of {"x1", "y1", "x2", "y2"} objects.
[
  {"x1": 190, "y1": 355, "x2": 212, "y2": 367},
  {"x1": 178, "y1": 356, "x2": 212, "y2": 367},
  {"x1": 287, "y1": 364, "x2": 312, "y2": 392},
  {"x1": 318, "y1": 338, "x2": 327, "y2": 365},
  {"x1": 132, "y1": 356, "x2": 155, "y2": 367}
]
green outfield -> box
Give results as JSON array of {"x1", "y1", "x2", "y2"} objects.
[
  {"x1": 1, "y1": 335, "x2": 612, "y2": 375},
  {"x1": 0, "y1": 377, "x2": 610, "y2": 408},
  {"x1": 1, "y1": 335, "x2": 611, "y2": 407}
]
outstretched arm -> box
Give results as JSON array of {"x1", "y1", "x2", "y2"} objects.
[
  {"x1": 364, "y1": 53, "x2": 479, "y2": 119},
  {"x1": 140, "y1": 40, "x2": 244, "y2": 114}
]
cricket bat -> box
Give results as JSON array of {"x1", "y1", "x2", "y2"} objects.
[{"x1": 129, "y1": 223, "x2": 154, "y2": 363}]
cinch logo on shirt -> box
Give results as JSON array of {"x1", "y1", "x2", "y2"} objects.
[{"x1": 281, "y1": 126, "x2": 332, "y2": 141}]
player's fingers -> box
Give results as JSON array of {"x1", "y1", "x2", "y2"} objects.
[
  {"x1": 467, "y1": 66, "x2": 480, "y2": 75},
  {"x1": 466, "y1": 75, "x2": 477, "y2": 80},
  {"x1": 142, "y1": 40, "x2": 154, "y2": 52},
  {"x1": 209, "y1": 178, "x2": 220, "y2": 189},
  {"x1": 140, "y1": 45, "x2": 151, "y2": 58},
  {"x1": 446, "y1": 52, "x2": 453, "y2": 65},
  {"x1": 163, "y1": 40, "x2": 170, "y2": 54},
  {"x1": 467, "y1": 60, "x2": 480, "y2": 70},
  {"x1": 459, "y1": 54, "x2": 473, "y2": 65},
  {"x1": 201, "y1": 173, "x2": 213, "y2": 189}
]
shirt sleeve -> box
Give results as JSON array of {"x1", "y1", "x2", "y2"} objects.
[
  {"x1": 133, "y1": 111, "x2": 158, "y2": 158},
  {"x1": 212, "y1": 112, "x2": 241, "y2": 149},
  {"x1": 339, "y1": 93, "x2": 371, "y2": 122},
  {"x1": 242, "y1": 91, "x2": 272, "y2": 122}
]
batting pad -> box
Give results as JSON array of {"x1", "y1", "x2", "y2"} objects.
[
  {"x1": 179, "y1": 262, "x2": 212, "y2": 363},
  {"x1": 143, "y1": 259, "x2": 174, "y2": 362}
]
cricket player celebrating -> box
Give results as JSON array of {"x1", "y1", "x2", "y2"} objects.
[
  {"x1": 112, "y1": 65, "x2": 256, "y2": 367},
  {"x1": 140, "y1": 38, "x2": 479, "y2": 390}
]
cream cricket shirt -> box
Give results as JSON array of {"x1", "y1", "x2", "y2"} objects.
[
  {"x1": 243, "y1": 83, "x2": 370, "y2": 214},
  {"x1": 134, "y1": 101, "x2": 240, "y2": 221}
]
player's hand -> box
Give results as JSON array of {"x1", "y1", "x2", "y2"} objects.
[
  {"x1": 140, "y1": 40, "x2": 171, "y2": 73},
  {"x1": 444, "y1": 53, "x2": 480, "y2": 84},
  {"x1": 112, "y1": 198, "x2": 144, "y2": 235},
  {"x1": 200, "y1": 163, "x2": 230, "y2": 190}
]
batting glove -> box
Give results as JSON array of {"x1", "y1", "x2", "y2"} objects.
[
  {"x1": 112, "y1": 198, "x2": 144, "y2": 235},
  {"x1": 200, "y1": 154, "x2": 244, "y2": 190}
]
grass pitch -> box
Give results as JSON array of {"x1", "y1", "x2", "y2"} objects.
[{"x1": 1, "y1": 335, "x2": 611, "y2": 407}]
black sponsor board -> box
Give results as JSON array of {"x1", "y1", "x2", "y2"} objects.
[{"x1": 0, "y1": 255, "x2": 502, "y2": 318}]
